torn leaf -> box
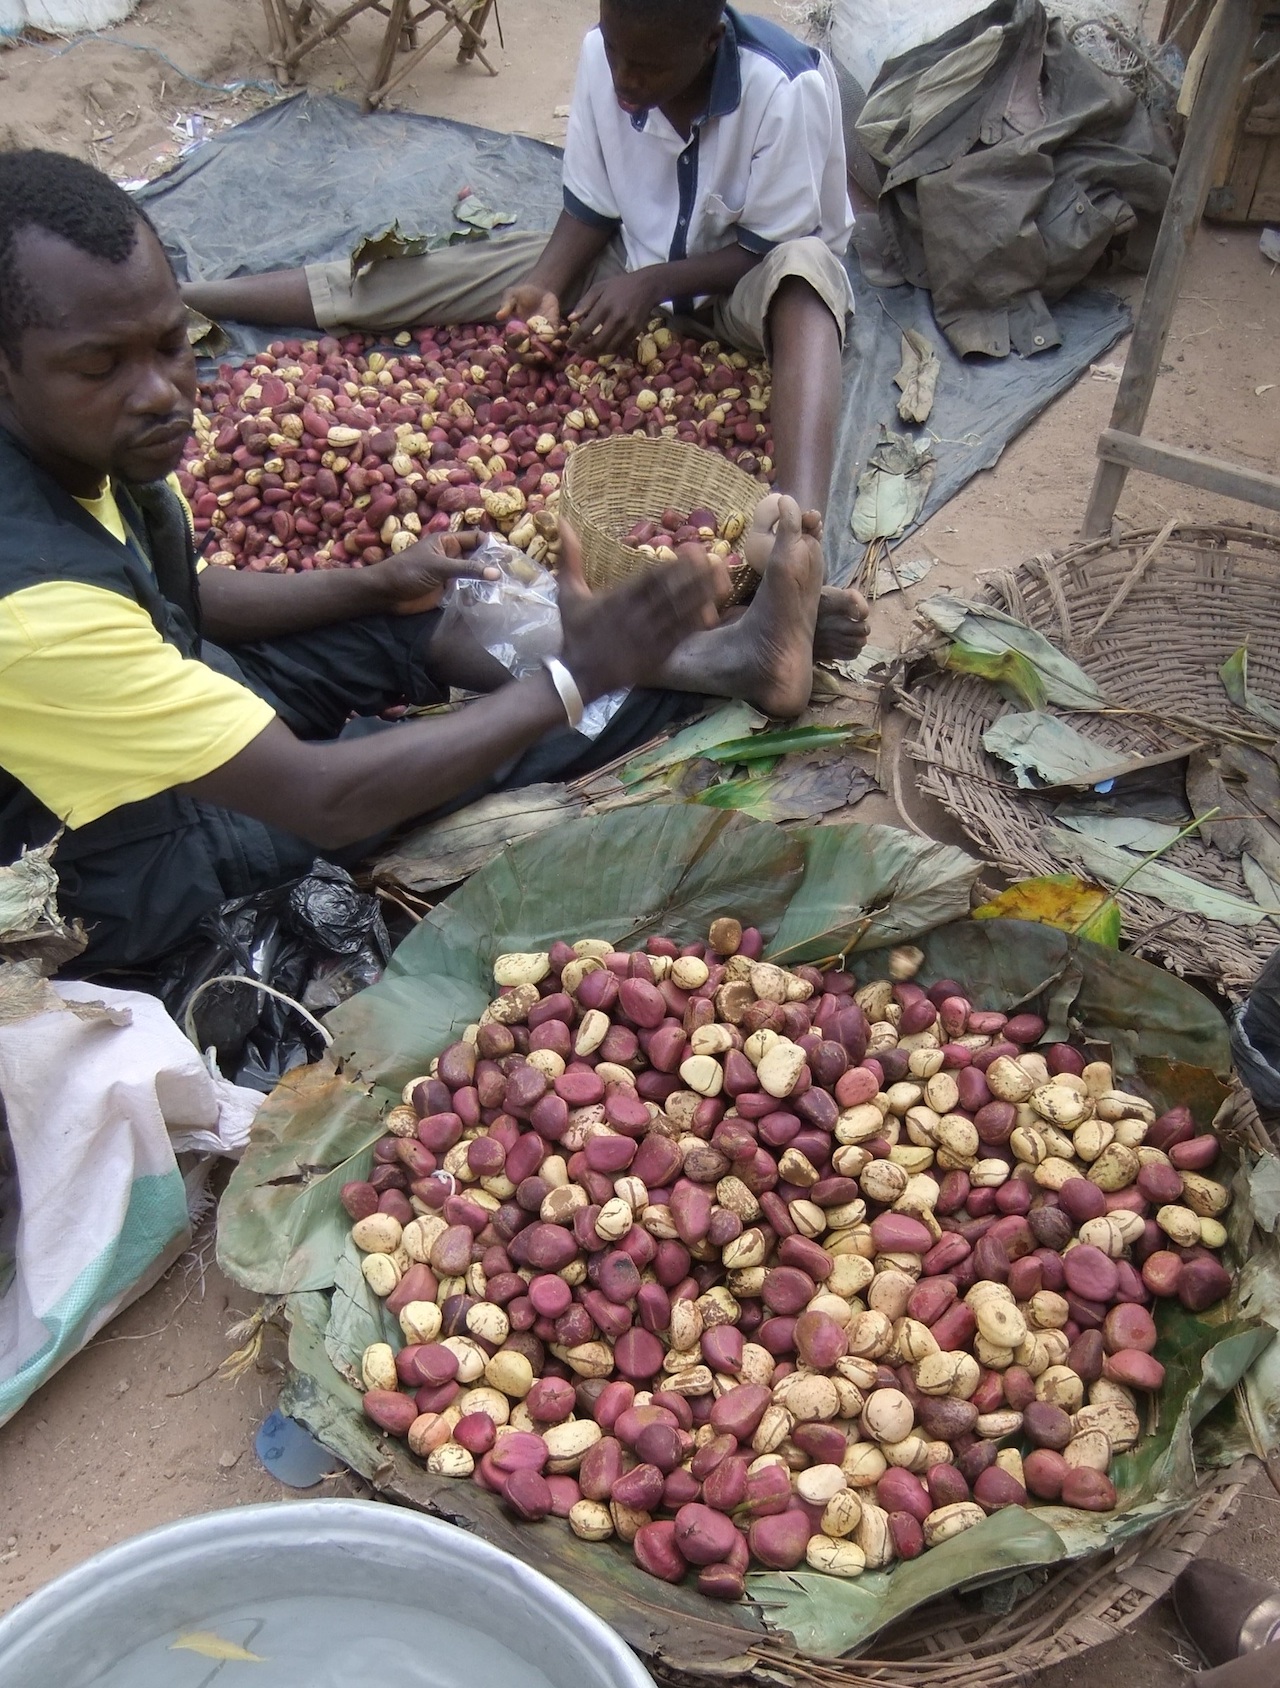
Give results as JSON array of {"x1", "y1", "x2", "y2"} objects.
[
  {"x1": 373, "y1": 784, "x2": 582, "y2": 895},
  {"x1": 875, "y1": 553, "x2": 934, "y2": 596},
  {"x1": 618, "y1": 703, "x2": 766, "y2": 785},
  {"x1": 894, "y1": 328, "x2": 941, "y2": 424},
  {"x1": 948, "y1": 645, "x2": 1047, "y2": 711},
  {"x1": 693, "y1": 763, "x2": 876, "y2": 823},
  {"x1": 454, "y1": 191, "x2": 517, "y2": 231},
  {"x1": 919, "y1": 597, "x2": 1105, "y2": 711},
  {"x1": 1055, "y1": 813, "x2": 1184, "y2": 855},
  {"x1": 184, "y1": 305, "x2": 229, "y2": 358},
  {"x1": 350, "y1": 223, "x2": 464, "y2": 279},
  {"x1": 851, "y1": 428, "x2": 935, "y2": 543},
  {"x1": 1220, "y1": 645, "x2": 1280, "y2": 735},
  {"x1": 983, "y1": 712, "x2": 1115, "y2": 789},
  {"x1": 1043, "y1": 827, "x2": 1269, "y2": 926},
  {"x1": 1242, "y1": 854, "x2": 1280, "y2": 923},
  {"x1": 973, "y1": 874, "x2": 1121, "y2": 947},
  {"x1": 1187, "y1": 748, "x2": 1280, "y2": 881}
]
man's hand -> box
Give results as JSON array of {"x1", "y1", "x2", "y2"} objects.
[
  {"x1": 556, "y1": 523, "x2": 726, "y2": 701},
  {"x1": 567, "y1": 272, "x2": 661, "y2": 356},
  {"x1": 496, "y1": 281, "x2": 562, "y2": 329},
  {"x1": 371, "y1": 532, "x2": 500, "y2": 616}
]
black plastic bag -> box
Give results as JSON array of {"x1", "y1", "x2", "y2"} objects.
[
  {"x1": 160, "y1": 861, "x2": 390, "y2": 1092},
  {"x1": 1232, "y1": 945, "x2": 1280, "y2": 1113}
]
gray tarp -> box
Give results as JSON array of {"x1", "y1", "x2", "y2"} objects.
[{"x1": 136, "y1": 93, "x2": 1129, "y2": 585}]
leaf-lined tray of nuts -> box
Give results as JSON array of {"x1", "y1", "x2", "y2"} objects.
[{"x1": 218, "y1": 809, "x2": 1280, "y2": 1680}]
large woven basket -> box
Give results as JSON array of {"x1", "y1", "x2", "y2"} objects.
[
  {"x1": 900, "y1": 522, "x2": 1280, "y2": 997},
  {"x1": 561, "y1": 435, "x2": 763, "y2": 603}
]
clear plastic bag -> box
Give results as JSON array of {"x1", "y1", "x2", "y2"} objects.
[{"x1": 440, "y1": 537, "x2": 628, "y2": 740}]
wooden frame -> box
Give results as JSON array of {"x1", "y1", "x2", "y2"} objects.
[
  {"x1": 260, "y1": 0, "x2": 498, "y2": 110},
  {"x1": 1082, "y1": 0, "x2": 1280, "y2": 535}
]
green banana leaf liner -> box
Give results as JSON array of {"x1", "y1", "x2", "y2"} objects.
[{"x1": 217, "y1": 809, "x2": 1280, "y2": 1677}]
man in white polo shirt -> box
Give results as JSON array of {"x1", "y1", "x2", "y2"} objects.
[{"x1": 187, "y1": 0, "x2": 857, "y2": 525}]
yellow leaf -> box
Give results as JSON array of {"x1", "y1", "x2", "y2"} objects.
[
  {"x1": 972, "y1": 873, "x2": 1121, "y2": 946},
  {"x1": 171, "y1": 1631, "x2": 266, "y2": 1662}
]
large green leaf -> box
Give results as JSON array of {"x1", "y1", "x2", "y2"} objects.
[
  {"x1": 766, "y1": 825, "x2": 979, "y2": 966},
  {"x1": 216, "y1": 1060, "x2": 389, "y2": 1295}
]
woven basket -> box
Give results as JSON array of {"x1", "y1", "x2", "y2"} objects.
[
  {"x1": 900, "y1": 522, "x2": 1280, "y2": 997},
  {"x1": 560, "y1": 435, "x2": 763, "y2": 604}
]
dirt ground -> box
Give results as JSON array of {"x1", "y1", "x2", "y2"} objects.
[{"x1": 1, "y1": 1, "x2": 1279, "y2": 1680}]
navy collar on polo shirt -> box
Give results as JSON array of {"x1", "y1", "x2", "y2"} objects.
[{"x1": 628, "y1": 5, "x2": 744, "y2": 133}]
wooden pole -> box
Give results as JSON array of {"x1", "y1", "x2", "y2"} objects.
[{"x1": 1081, "y1": 0, "x2": 1255, "y2": 537}]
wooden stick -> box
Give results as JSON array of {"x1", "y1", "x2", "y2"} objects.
[
  {"x1": 1096, "y1": 430, "x2": 1280, "y2": 516},
  {"x1": 284, "y1": 0, "x2": 381, "y2": 70},
  {"x1": 1082, "y1": 0, "x2": 1254, "y2": 537}
]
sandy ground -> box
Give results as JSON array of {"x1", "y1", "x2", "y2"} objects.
[{"x1": 1, "y1": 1, "x2": 1279, "y2": 1679}]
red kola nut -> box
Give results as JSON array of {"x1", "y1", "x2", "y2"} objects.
[
  {"x1": 633, "y1": 1520, "x2": 687, "y2": 1583},
  {"x1": 748, "y1": 1506, "x2": 811, "y2": 1571},
  {"x1": 675, "y1": 1504, "x2": 738, "y2": 1566}
]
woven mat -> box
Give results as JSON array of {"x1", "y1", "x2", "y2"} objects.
[{"x1": 901, "y1": 523, "x2": 1280, "y2": 997}]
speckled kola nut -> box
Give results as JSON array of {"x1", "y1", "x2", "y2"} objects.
[
  {"x1": 842, "y1": 1440, "x2": 888, "y2": 1487},
  {"x1": 1180, "y1": 1172, "x2": 1230, "y2": 1217},
  {"x1": 1096, "y1": 1089, "x2": 1155, "y2": 1124},
  {"x1": 1033, "y1": 1156, "x2": 1078, "y2": 1191},
  {"x1": 855, "y1": 1502, "x2": 895, "y2": 1567},
  {"x1": 361, "y1": 1253, "x2": 401, "y2": 1297},
  {"x1": 913, "y1": 1351, "x2": 961, "y2": 1397},
  {"x1": 427, "y1": 1441, "x2": 475, "y2": 1478},
  {"x1": 924, "y1": 1502, "x2": 985, "y2": 1546},
  {"x1": 936, "y1": 1114, "x2": 980, "y2": 1163},
  {"x1": 569, "y1": 1499, "x2": 614, "y2": 1541},
  {"x1": 822, "y1": 1489, "x2": 864, "y2": 1537},
  {"x1": 1063, "y1": 1429, "x2": 1112, "y2": 1472},
  {"x1": 671, "y1": 955, "x2": 710, "y2": 991},
  {"x1": 1087, "y1": 1142, "x2": 1141, "y2": 1191},
  {"x1": 1028, "y1": 1291, "x2": 1070, "y2": 1330},
  {"x1": 752, "y1": 1403, "x2": 796, "y2": 1452},
  {"x1": 1031, "y1": 1085, "x2": 1093, "y2": 1129},
  {"x1": 986, "y1": 1056, "x2": 1036, "y2": 1103},
  {"x1": 1074, "y1": 1400, "x2": 1139, "y2": 1452},
  {"x1": 1072, "y1": 1118, "x2": 1115, "y2": 1163}
]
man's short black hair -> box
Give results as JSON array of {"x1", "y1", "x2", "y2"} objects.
[
  {"x1": 601, "y1": 0, "x2": 726, "y2": 35},
  {"x1": 0, "y1": 150, "x2": 156, "y2": 362}
]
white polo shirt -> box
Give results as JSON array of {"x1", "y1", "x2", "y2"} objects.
[{"x1": 562, "y1": 6, "x2": 853, "y2": 290}]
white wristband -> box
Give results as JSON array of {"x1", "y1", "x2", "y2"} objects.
[{"x1": 543, "y1": 657, "x2": 584, "y2": 729}]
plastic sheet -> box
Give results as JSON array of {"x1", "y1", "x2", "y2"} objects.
[{"x1": 136, "y1": 92, "x2": 1131, "y2": 584}]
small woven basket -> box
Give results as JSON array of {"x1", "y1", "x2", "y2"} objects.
[{"x1": 560, "y1": 435, "x2": 763, "y2": 604}]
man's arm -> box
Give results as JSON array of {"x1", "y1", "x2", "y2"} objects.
[
  {"x1": 568, "y1": 245, "x2": 762, "y2": 354},
  {"x1": 197, "y1": 534, "x2": 497, "y2": 645},
  {"x1": 185, "y1": 541, "x2": 725, "y2": 848}
]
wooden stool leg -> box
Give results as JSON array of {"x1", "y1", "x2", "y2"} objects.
[
  {"x1": 1082, "y1": 0, "x2": 1254, "y2": 538},
  {"x1": 366, "y1": 0, "x2": 412, "y2": 106}
]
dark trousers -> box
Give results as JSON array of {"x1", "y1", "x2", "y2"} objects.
[{"x1": 54, "y1": 611, "x2": 688, "y2": 973}]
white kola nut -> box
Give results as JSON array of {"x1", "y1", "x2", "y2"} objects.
[
  {"x1": 882, "y1": 1434, "x2": 931, "y2": 1473},
  {"x1": 1063, "y1": 1429, "x2": 1112, "y2": 1472},
  {"x1": 457, "y1": 1386, "x2": 511, "y2": 1426},
  {"x1": 614, "y1": 1175, "x2": 647, "y2": 1212},
  {"x1": 383, "y1": 1103, "x2": 418, "y2": 1138},
  {"x1": 351, "y1": 1213, "x2": 402, "y2": 1254},
  {"x1": 860, "y1": 1387, "x2": 914, "y2": 1444},
  {"x1": 1010, "y1": 1125, "x2": 1049, "y2": 1165},
  {"x1": 866, "y1": 1022, "x2": 900, "y2": 1054},
  {"x1": 466, "y1": 1302, "x2": 509, "y2": 1346},
  {"x1": 974, "y1": 1337, "x2": 1016, "y2": 1372},
  {"x1": 740, "y1": 1343, "x2": 776, "y2": 1388},
  {"x1": 752, "y1": 1403, "x2": 795, "y2": 1453},
  {"x1": 1158, "y1": 1204, "x2": 1202, "y2": 1247},
  {"x1": 832, "y1": 1375, "x2": 865, "y2": 1418},
  {"x1": 560, "y1": 956, "x2": 601, "y2": 996},
  {"x1": 975, "y1": 1410, "x2": 1024, "y2": 1442},
  {"x1": 887, "y1": 945, "x2": 924, "y2": 980},
  {"x1": 1018, "y1": 1053, "x2": 1050, "y2": 1087},
  {"x1": 442, "y1": 1336, "x2": 488, "y2": 1383},
  {"x1": 836, "y1": 1355, "x2": 880, "y2": 1390},
  {"x1": 867, "y1": 1269, "x2": 915, "y2": 1321},
  {"x1": 679, "y1": 1055, "x2": 724, "y2": 1098},
  {"x1": 924, "y1": 1503, "x2": 986, "y2": 1547},
  {"x1": 574, "y1": 1009, "x2": 610, "y2": 1056},
  {"x1": 996, "y1": 1448, "x2": 1026, "y2": 1488},
  {"x1": 855, "y1": 1501, "x2": 896, "y2": 1567},
  {"x1": 361, "y1": 1342, "x2": 398, "y2": 1393},
  {"x1": 795, "y1": 1463, "x2": 848, "y2": 1505},
  {"x1": 904, "y1": 1105, "x2": 941, "y2": 1148},
  {"x1": 402, "y1": 1216, "x2": 446, "y2": 1263},
  {"x1": 986, "y1": 1056, "x2": 1035, "y2": 1103},
  {"x1": 721, "y1": 1227, "x2": 769, "y2": 1269},
  {"x1": 974, "y1": 1298, "x2": 1027, "y2": 1347},
  {"x1": 671, "y1": 955, "x2": 710, "y2": 990},
  {"x1": 399, "y1": 1301, "x2": 442, "y2": 1345},
  {"x1": 1034, "y1": 1156, "x2": 1078, "y2": 1191},
  {"x1": 821, "y1": 1489, "x2": 864, "y2": 1538},
  {"x1": 568, "y1": 1500, "x2": 614, "y2": 1541},
  {"x1": 860, "y1": 1160, "x2": 908, "y2": 1204},
  {"x1": 1113, "y1": 1117, "x2": 1149, "y2": 1149},
  {"x1": 1039, "y1": 1330, "x2": 1071, "y2": 1368},
  {"x1": 492, "y1": 952, "x2": 551, "y2": 987},
  {"x1": 1181, "y1": 1173, "x2": 1230, "y2": 1218},
  {"x1": 970, "y1": 1158, "x2": 1012, "y2": 1188},
  {"x1": 485, "y1": 1350, "x2": 534, "y2": 1399},
  {"x1": 856, "y1": 979, "x2": 894, "y2": 1019},
  {"x1": 950, "y1": 1352, "x2": 981, "y2": 1400},
  {"x1": 748, "y1": 961, "x2": 789, "y2": 1003},
  {"x1": 914, "y1": 1351, "x2": 962, "y2": 1397},
  {"x1": 361, "y1": 1253, "x2": 400, "y2": 1297},
  {"x1": 846, "y1": 1309, "x2": 894, "y2": 1358},
  {"x1": 1078, "y1": 1215, "x2": 1127, "y2": 1258},
  {"x1": 1031, "y1": 1085, "x2": 1093, "y2": 1128},
  {"x1": 923, "y1": 1071, "x2": 960, "y2": 1114},
  {"x1": 842, "y1": 1441, "x2": 888, "y2": 1488},
  {"x1": 543, "y1": 1419, "x2": 603, "y2": 1471},
  {"x1": 776, "y1": 1373, "x2": 839, "y2": 1423},
  {"x1": 1036, "y1": 1366, "x2": 1084, "y2": 1411},
  {"x1": 893, "y1": 1317, "x2": 939, "y2": 1364},
  {"x1": 1014, "y1": 1333, "x2": 1054, "y2": 1377},
  {"x1": 884, "y1": 1081, "x2": 924, "y2": 1117},
  {"x1": 1090, "y1": 1377, "x2": 1138, "y2": 1408},
  {"x1": 595, "y1": 1196, "x2": 633, "y2": 1242},
  {"x1": 698, "y1": 1286, "x2": 740, "y2": 1329},
  {"x1": 806, "y1": 1536, "x2": 867, "y2": 1578},
  {"x1": 1072, "y1": 1118, "x2": 1115, "y2": 1164},
  {"x1": 1027, "y1": 1291, "x2": 1070, "y2": 1331},
  {"x1": 690, "y1": 1023, "x2": 734, "y2": 1057},
  {"x1": 742, "y1": 1027, "x2": 780, "y2": 1065},
  {"x1": 669, "y1": 1298, "x2": 704, "y2": 1353},
  {"x1": 1096, "y1": 1089, "x2": 1155, "y2": 1124},
  {"x1": 908, "y1": 1048, "x2": 945, "y2": 1080},
  {"x1": 1074, "y1": 1400, "x2": 1139, "y2": 1453},
  {"x1": 728, "y1": 1267, "x2": 767, "y2": 1299},
  {"x1": 837, "y1": 1104, "x2": 887, "y2": 1146},
  {"x1": 789, "y1": 1198, "x2": 826, "y2": 1238},
  {"x1": 426, "y1": 1443, "x2": 475, "y2": 1479},
  {"x1": 717, "y1": 1175, "x2": 760, "y2": 1220},
  {"x1": 935, "y1": 1114, "x2": 980, "y2": 1162},
  {"x1": 757, "y1": 1040, "x2": 808, "y2": 1099}
]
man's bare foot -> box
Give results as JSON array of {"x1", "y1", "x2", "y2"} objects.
[
  {"x1": 814, "y1": 586, "x2": 871, "y2": 662},
  {"x1": 729, "y1": 495, "x2": 825, "y2": 717}
]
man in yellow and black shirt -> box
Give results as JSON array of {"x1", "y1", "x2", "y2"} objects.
[{"x1": 0, "y1": 152, "x2": 848, "y2": 973}]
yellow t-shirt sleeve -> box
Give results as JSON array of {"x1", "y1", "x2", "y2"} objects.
[{"x1": 0, "y1": 581, "x2": 276, "y2": 829}]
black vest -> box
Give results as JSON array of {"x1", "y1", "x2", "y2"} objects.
[{"x1": 0, "y1": 427, "x2": 203, "y2": 861}]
